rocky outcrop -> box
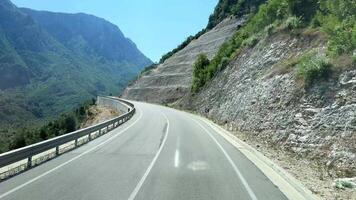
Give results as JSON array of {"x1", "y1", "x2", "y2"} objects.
[
  {"x1": 179, "y1": 32, "x2": 356, "y2": 178},
  {"x1": 122, "y1": 17, "x2": 245, "y2": 103}
]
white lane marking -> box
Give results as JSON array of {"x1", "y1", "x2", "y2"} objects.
[
  {"x1": 200, "y1": 117, "x2": 315, "y2": 200},
  {"x1": 191, "y1": 117, "x2": 258, "y2": 200},
  {"x1": 174, "y1": 150, "x2": 180, "y2": 168},
  {"x1": 0, "y1": 106, "x2": 144, "y2": 200},
  {"x1": 128, "y1": 111, "x2": 170, "y2": 200},
  {"x1": 174, "y1": 136, "x2": 180, "y2": 168}
]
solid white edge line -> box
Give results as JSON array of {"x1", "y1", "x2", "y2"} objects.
[
  {"x1": 0, "y1": 106, "x2": 144, "y2": 200},
  {"x1": 190, "y1": 117, "x2": 258, "y2": 200},
  {"x1": 198, "y1": 116, "x2": 319, "y2": 200},
  {"x1": 127, "y1": 111, "x2": 170, "y2": 200}
]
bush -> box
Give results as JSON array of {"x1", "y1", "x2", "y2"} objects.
[
  {"x1": 191, "y1": 54, "x2": 210, "y2": 93},
  {"x1": 328, "y1": 21, "x2": 356, "y2": 55},
  {"x1": 242, "y1": 35, "x2": 259, "y2": 47},
  {"x1": 297, "y1": 54, "x2": 332, "y2": 87},
  {"x1": 282, "y1": 16, "x2": 302, "y2": 30},
  {"x1": 220, "y1": 57, "x2": 230, "y2": 69},
  {"x1": 315, "y1": 0, "x2": 356, "y2": 56},
  {"x1": 286, "y1": 0, "x2": 318, "y2": 22},
  {"x1": 63, "y1": 114, "x2": 77, "y2": 133},
  {"x1": 10, "y1": 133, "x2": 26, "y2": 149},
  {"x1": 264, "y1": 23, "x2": 276, "y2": 35}
]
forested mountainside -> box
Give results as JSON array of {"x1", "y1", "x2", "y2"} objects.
[
  {"x1": 124, "y1": 0, "x2": 355, "y2": 198},
  {"x1": 0, "y1": 0, "x2": 151, "y2": 127}
]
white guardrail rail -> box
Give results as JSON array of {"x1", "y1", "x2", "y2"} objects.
[{"x1": 0, "y1": 96, "x2": 135, "y2": 181}]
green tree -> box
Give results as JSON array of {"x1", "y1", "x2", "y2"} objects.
[
  {"x1": 10, "y1": 133, "x2": 26, "y2": 149},
  {"x1": 192, "y1": 54, "x2": 210, "y2": 93},
  {"x1": 63, "y1": 115, "x2": 77, "y2": 133},
  {"x1": 287, "y1": 0, "x2": 318, "y2": 22}
]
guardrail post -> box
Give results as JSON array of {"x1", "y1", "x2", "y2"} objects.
[
  {"x1": 56, "y1": 146, "x2": 60, "y2": 156},
  {"x1": 27, "y1": 156, "x2": 32, "y2": 169},
  {"x1": 98, "y1": 129, "x2": 102, "y2": 136},
  {"x1": 89, "y1": 133, "x2": 92, "y2": 141},
  {"x1": 75, "y1": 139, "x2": 78, "y2": 147}
]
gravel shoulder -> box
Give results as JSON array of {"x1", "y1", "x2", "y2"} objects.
[{"x1": 231, "y1": 130, "x2": 356, "y2": 200}]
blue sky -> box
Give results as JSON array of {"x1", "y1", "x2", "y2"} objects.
[{"x1": 11, "y1": 0, "x2": 218, "y2": 62}]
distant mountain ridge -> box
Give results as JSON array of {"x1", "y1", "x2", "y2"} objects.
[
  {"x1": 0, "y1": 0, "x2": 151, "y2": 127},
  {"x1": 20, "y1": 8, "x2": 149, "y2": 66}
]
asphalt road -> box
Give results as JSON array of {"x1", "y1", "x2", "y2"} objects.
[{"x1": 0, "y1": 102, "x2": 287, "y2": 200}]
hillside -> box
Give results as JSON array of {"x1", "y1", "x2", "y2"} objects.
[
  {"x1": 0, "y1": 0, "x2": 151, "y2": 128},
  {"x1": 122, "y1": 0, "x2": 355, "y2": 198},
  {"x1": 122, "y1": 17, "x2": 244, "y2": 103}
]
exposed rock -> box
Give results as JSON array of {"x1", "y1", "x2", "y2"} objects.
[
  {"x1": 179, "y1": 32, "x2": 355, "y2": 178},
  {"x1": 122, "y1": 17, "x2": 245, "y2": 103}
]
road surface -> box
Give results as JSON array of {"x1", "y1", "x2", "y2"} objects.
[{"x1": 0, "y1": 101, "x2": 287, "y2": 200}]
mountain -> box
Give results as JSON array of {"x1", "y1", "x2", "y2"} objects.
[
  {"x1": 20, "y1": 8, "x2": 150, "y2": 69},
  {"x1": 122, "y1": 17, "x2": 243, "y2": 103},
  {"x1": 123, "y1": 0, "x2": 355, "y2": 199},
  {"x1": 0, "y1": 0, "x2": 152, "y2": 127}
]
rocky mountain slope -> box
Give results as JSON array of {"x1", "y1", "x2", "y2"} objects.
[
  {"x1": 122, "y1": 0, "x2": 355, "y2": 198},
  {"x1": 178, "y1": 30, "x2": 355, "y2": 199},
  {"x1": 122, "y1": 17, "x2": 244, "y2": 103},
  {"x1": 0, "y1": 0, "x2": 151, "y2": 126},
  {"x1": 179, "y1": 31, "x2": 355, "y2": 177}
]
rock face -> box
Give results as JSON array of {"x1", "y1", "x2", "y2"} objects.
[
  {"x1": 179, "y1": 32, "x2": 356, "y2": 177},
  {"x1": 122, "y1": 17, "x2": 244, "y2": 103}
]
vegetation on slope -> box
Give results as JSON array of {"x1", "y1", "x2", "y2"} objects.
[
  {"x1": 0, "y1": 1, "x2": 151, "y2": 131},
  {"x1": 0, "y1": 99, "x2": 96, "y2": 153},
  {"x1": 159, "y1": 0, "x2": 267, "y2": 64},
  {"x1": 296, "y1": 53, "x2": 332, "y2": 87},
  {"x1": 207, "y1": 0, "x2": 266, "y2": 29},
  {"x1": 192, "y1": 0, "x2": 356, "y2": 93}
]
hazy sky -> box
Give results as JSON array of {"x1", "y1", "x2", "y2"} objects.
[{"x1": 11, "y1": 0, "x2": 218, "y2": 62}]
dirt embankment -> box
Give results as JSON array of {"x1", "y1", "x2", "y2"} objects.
[{"x1": 81, "y1": 105, "x2": 119, "y2": 128}]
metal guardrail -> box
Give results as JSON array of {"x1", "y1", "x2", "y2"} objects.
[{"x1": 0, "y1": 97, "x2": 135, "y2": 179}]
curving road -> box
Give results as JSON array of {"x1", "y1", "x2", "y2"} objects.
[{"x1": 0, "y1": 101, "x2": 287, "y2": 200}]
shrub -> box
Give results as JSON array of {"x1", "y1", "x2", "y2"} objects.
[
  {"x1": 10, "y1": 133, "x2": 26, "y2": 149},
  {"x1": 353, "y1": 54, "x2": 356, "y2": 63},
  {"x1": 315, "y1": 0, "x2": 356, "y2": 56},
  {"x1": 297, "y1": 54, "x2": 332, "y2": 87},
  {"x1": 242, "y1": 35, "x2": 259, "y2": 47},
  {"x1": 282, "y1": 16, "x2": 302, "y2": 30},
  {"x1": 264, "y1": 23, "x2": 276, "y2": 35},
  {"x1": 220, "y1": 57, "x2": 230, "y2": 69},
  {"x1": 191, "y1": 54, "x2": 210, "y2": 93},
  {"x1": 286, "y1": 0, "x2": 318, "y2": 22},
  {"x1": 328, "y1": 21, "x2": 356, "y2": 55}
]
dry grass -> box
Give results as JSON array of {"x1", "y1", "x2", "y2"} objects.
[{"x1": 265, "y1": 55, "x2": 301, "y2": 79}]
